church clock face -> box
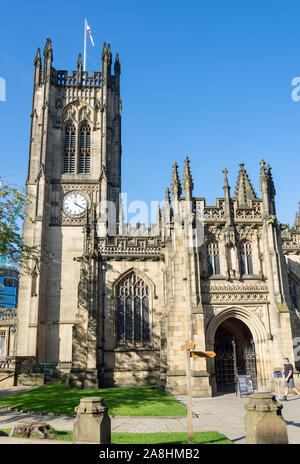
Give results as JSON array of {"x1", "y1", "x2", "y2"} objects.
[{"x1": 63, "y1": 193, "x2": 88, "y2": 216}]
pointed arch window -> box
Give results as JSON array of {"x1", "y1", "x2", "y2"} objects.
[
  {"x1": 0, "y1": 331, "x2": 6, "y2": 361},
  {"x1": 207, "y1": 241, "x2": 220, "y2": 277},
  {"x1": 63, "y1": 123, "x2": 76, "y2": 173},
  {"x1": 240, "y1": 241, "x2": 253, "y2": 275},
  {"x1": 79, "y1": 123, "x2": 91, "y2": 173},
  {"x1": 116, "y1": 273, "x2": 151, "y2": 344},
  {"x1": 289, "y1": 277, "x2": 299, "y2": 309}
]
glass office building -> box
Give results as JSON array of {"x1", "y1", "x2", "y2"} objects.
[{"x1": 0, "y1": 267, "x2": 19, "y2": 309}]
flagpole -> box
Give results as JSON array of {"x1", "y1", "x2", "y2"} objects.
[{"x1": 83, "y1": 18, "x2": 87, "y2": 72}]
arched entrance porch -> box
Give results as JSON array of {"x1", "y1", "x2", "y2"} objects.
[
  {"x1": 206, "y1": 307, "x2": 271, "y2": 395},
  {"x1": 214, "y1": 318, "x2": 257, "y2": 392}
]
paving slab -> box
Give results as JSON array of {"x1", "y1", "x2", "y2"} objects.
[
  {"x1": 0, "y1": 410, "x2": 75, "y2": 431},
  {"x1": 0, "y1": 386, "x2": 37, "y2": 398},
  {"x1": 176, "y1": 393, "x2": 300, "y2": 444},
  {"x1": 159, "y1": 418, "x2": 187, "y2": 433}
]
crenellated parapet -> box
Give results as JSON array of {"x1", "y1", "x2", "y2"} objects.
[
  {"x1": 160, "y1": 159, "x2": 265, "y2": 234},
  {"x1": 193, "y1": 197, "x2": 263, "y2": 222},
  {"x1": 55, "y1": 70, "x2": 102, "y2": 87},
  {"x1": 281, "y1": 228, "x2": 300, "y2": 252},
  {"x1": 280, "y1": 203, "x2": 300, "y2": 253},
  {"x1": 98, "y1": 235, "x2": 162, "y2": 261}
]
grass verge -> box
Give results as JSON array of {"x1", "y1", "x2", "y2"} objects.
[
  {"x1": 0, "y1": 429, "x2": 231, "y2": 444},
  {"x1": 0, "y1": 384, "x2": 187, "y2": 416}
]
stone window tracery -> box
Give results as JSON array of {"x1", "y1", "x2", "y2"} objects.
[
  {"x1": 62, "y1": 103, "x2": 92, "y2": 175},
  {"x1": 116, "y1": 273, "x2": 151, "y2": 344},
  {"x1": 0, "y1": 331, "x2": 6, "y2": 361},
  {"x1": 79, "y1": 123, "x2": 91, "y2": 173},
  {"x1": 207, "y1": 241, "x2": 220, "y2": 277},
  {"x1": 63, "y1": 123, "x2": 76, "y2": 173},
  {"x1": 239, "y1": 241, "x2": 253, "y2": 275}
]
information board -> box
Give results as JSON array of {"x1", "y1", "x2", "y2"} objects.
[{"x1": 236, "y1": 375, "x2": 254, "y2": 397}]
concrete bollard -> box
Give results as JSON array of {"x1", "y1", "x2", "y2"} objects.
[
  {"x1": 244, "y1": 392, "x2": 288, "y2": 444},
  {"x1": 73, "y1": 397, "x2": 111, "y2": 444}
]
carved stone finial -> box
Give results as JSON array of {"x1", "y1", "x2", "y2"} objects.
[
  {"x1": 114, "y1": 53, "x2": 120, "y2": 74},
  {"x1": 294, "y1": 201, "x2": 300, "y2": 229},
  {"x1": 101, "y1": 42, "x2": 107, "y2": 60},
  {"x1": 77, "y1": 53, "x2": 82, "y2": 85},
  {"x1": 165, "y1": 187, "x2": 171, "y2": 204},
  {"x1": 107, "y1": 43, "x2": 112, "y2": 65},
  {"x1": 234, "y1": 162, "x2": 257, "y2": 206},
  {"x1": 183, "y1": 156, "x2": 194, "y2": 195},
  {"x1": 43, "y1": 38, "x2": 53, "y2": 60},
  {"x1": 34, "y1": 48, "x2": 41, "y2": 67},
  {"x1": 222, "y1": 168, "x2": 229, "y2": 186},
  {"x1": 259, "y1": 158, "x2": 267, "y2": 191},
  {"x1": 171, "y1": 162, "x2": 182, "y2": 200},
  {"x1": 266, "y1": 162, "x2": 276, "y2": 197}
]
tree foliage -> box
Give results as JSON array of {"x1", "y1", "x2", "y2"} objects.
[{"x1": 0, "y1": 178, "x2": 50, "y2": 275}]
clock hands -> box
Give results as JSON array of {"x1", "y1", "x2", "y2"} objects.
[{"x1": 74, "y1": 201, "x2": 85, "y2": 210}]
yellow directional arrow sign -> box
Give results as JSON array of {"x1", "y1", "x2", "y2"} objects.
[
  {"x1": 180, "y1": 342, "x2": 195, "y2": 351},
  {"x1": 190, "y1": 351, "x2": 216, "y2": 358}
]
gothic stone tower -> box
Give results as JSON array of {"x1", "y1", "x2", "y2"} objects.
[{"x1": 17, "y1": 39, "x2": 121, "y2": 379}]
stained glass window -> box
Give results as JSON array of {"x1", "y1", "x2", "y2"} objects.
[{"x1": 116, "y1": 273, "x2": 150, "y2": 343}]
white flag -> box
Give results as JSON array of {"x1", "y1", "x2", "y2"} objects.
[{"x1": 86, "y1": 20, "x2": 95, "y2": 47}]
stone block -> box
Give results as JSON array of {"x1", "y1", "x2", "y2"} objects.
[
  {"x1": 10, "y1": 422, "x2": 55, "y2": 439},
  {"x1": 73, "y1": 397, "x2": 111, "y2": 444},
  {"x1": 0, "y1": 372, "x2": 15, "y2": 387},
  {"x1": 244, "y1": 392, "x2": 288, "y2": 444},
  {"x1": 17, "y1": 373, "x2": 44, "y2": 386}
]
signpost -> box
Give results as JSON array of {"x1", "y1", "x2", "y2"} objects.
[
  {"x1": 184, "y1": 341, "x2": 193, "y2": 441},
  {"x1": 181, "y1": 342, "x2": 216, "y2": 441}
]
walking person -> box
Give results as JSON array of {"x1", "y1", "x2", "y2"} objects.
[{"x1": 282, "y1": 357, "x2": 300, "y2": 401}]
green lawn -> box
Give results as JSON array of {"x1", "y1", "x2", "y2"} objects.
[
  {"x1": 111, "y1": 432, "x2": 231, "y2": 444},
  {"x1": 0, "y1": 429, "x2": 231, "y2": 444},
  {"x1": 0, "y1": 384, "x2": 187, "y2": 416}
]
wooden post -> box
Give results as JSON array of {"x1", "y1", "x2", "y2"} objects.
[
  {"x1": 185, "y1": 340, "x2": 193, "y2": 442},
  {"x1": 180, "y1": 343, "x2": 215, "y2": 442}
]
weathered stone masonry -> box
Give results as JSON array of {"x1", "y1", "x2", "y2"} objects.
[{"x1": 14, "y1": 39, "x2": 300, "y2": 396}]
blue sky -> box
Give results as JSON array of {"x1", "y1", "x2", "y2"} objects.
[{"x1": 0, "y1": 0, "x2": 299, "y2": 225}]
